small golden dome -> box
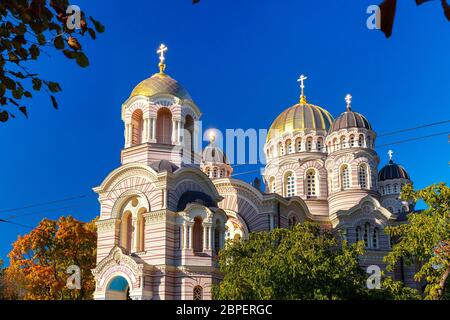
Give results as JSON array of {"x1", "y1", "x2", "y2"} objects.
[
  {"x1": 130, "y1": 72, "x2": 193, "y2": 101},
  {"x1": 267, "y1": 102, "x2": 334, "y2": 141}
]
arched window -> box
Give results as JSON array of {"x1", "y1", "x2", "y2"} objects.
[
  {"x1": 193, "y1": 217, "x2": 203, "y2": 253},
  {"x1": 349, "y1": 135, "x2": 355, "y2": 147},
  {"x1": 131, "y1": 109, "x2": 144, "y2": 146},
  {"x1": 340, "y1": 136, "x2": 346, "y2": 149},
  {"x1": 386, "y1": 184, "x2": 391, "y2": 194},
  {"x1": 317, "y1": 138, "x2": 323, "y2": 152},
  {"x1": 193, "y1": 286, "x2": 203, "y2": 301},
  {"x1": 296, "y1": 138, "x2": 302, "y2": 152},
  {"x1": 372, "y1": 227, "x2": 379, "y2": 249},
  {"x1": 279, "y1": 142, "x2": 285, "y2": 156},
  {"x1": 332, "y1": 138, "x2": 338, "y2": 152},
  {"x1": 212, "y1": 167, "x2": 218, "y2": 178},
  {"x1": 306, "y1": 137, "x2": 313, "y2": 151},
  {"x1": 341, "y1": 165, "x2": 350, "y2": 190},
  {"x1": 205, "y1": 168, "x2": 211, "y2": 177},
  {"x1": 306, "y1": 169, "x2": 318, "y2": 198},
  {"x1": 156, "y1": 108, "x2": 173, "y2": 144},
  {"x1": 284, "y1": 172, "x2": 296, "y2": 197},
  {"x1": 288, "y1": 215, "x2": 297, "y2": 228},
  {"x1": 286, "y1": 140, "x2": 293, "y2": 154},
  {"x1": 367, "y1": 135, "x2": 372, "y2": 148},
  {"x1": 358, "y1": 135, "x2": 364, "y2": 147},
  {"x1": 380, "y1": 186, "x2": 385, "y2": 195},
  {"x1": 120, "y1": 211, "x2": 132, "y2": 252},
  {"x1": 363, "y1": 223, "x2": 370, "y2": 248},
  {"x1": 393, "y1": 184, "x2": 399, "y2": 193},
  {"x1": 359, "y1": 164, "x2": 368, "y2": 189},
  {"x1": 220, "y1": 169, "x2": 225, "y2": 177},
  {"x1": 269, "y1": 177, "x2": 276, "y2": 193}
]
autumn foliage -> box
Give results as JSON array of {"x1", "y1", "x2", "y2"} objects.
[{"x1": 3, "y1": 216, "x2": 97, "y2": 300}]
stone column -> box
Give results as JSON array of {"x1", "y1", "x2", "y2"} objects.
[
  {"x1": 210, "y1": 227, "x2": 215, "y2": 252},
  {"x1": 132, "y1": 218, "x2": 138, "y2": 252},
  {"x1": 183, "y1": 224, "x2": 188, "y2": 249},
  {"x1": 188, "y1": 224, "x2": 193, "y2": 250},
  {"x1": 151, "y1": 117, "x2": 156, "y2": 141}
]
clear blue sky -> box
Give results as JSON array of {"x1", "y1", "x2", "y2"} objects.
[{"x1": 1, "y1": 0, "x2": 449, "y2": 262}]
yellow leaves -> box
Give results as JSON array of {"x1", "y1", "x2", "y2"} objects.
[{"x1": 4, "y1": 215, "x2": 97, "y2": 300}]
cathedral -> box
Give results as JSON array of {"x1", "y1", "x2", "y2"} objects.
[{"x1": 91, "y1": 45, "x2": 416, "y2": 300}]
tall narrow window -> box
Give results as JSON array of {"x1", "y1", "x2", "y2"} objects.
[
  {"x1": 341, "y1": 165, "x2": 350, "y2": 190},
  {"x1": 340, "y1": 136, "x2": 346, "y2": 149},
  {"x1": 363, "y1": 223, "x2": 370, "y2": 248},
  {"x1": 380, "y1": 186, "x2": 385, "y2": 195},
  {"x1": 193, "y1": 217, "x2": 203, "y2": 253},
  {"x1": 131, "y1": 109, "x2": 144, "y2": 146},
  {"x1": 349, "y1": 135, "x2": 355, "y2": 147},
  {"x1": 358, "y1": 135, "x2": 364, "y2": 147},
  {"x1": 393, "y1": 184, "x2": 399, "y2": 193},
  {"x1": 386, "y1": 184, "x2": 391, "y2": 194},
  {"x1": 285, "y1": 172, "x2": 296, "y2": 197},
  {"x1": 333, "y1": 138, "x2": 338, "y2": 151},
  {"x1": 156, "y1": 107, "x2": 173, "y2": 144},
  {"x1": 193, "y1": 286, "x2": 203, "y2": 300},
  {"x1": 120, "y1": 211, "x2": 132, "y2": 252},
  {"x1": 270, "y1": 177, "x2": 276, "y2": 193},
  {"x1": 306, "y1": 138, "x2": 313, "y2": 151},
  {"x1": 279, "y1": 143, "x2": 285, "y2": 156},
  {"x1": 372, "y1": 228, "x2": 379, "y2": 249},
  {"x1": 286, "y1": 140, "x2": 293, "y2": 154},
  {"x1": 306, "y1": 169, "x2": 317, "y2": 198},
  {"x1": 359, "y1": 164, "x2": 367, "y2": 189},
  {"x1": 296, "y1": 138, "x2": 302, "y2": 152},
  {"x1": 317, "y1": 138, "x2": 323, "y2": 152}
]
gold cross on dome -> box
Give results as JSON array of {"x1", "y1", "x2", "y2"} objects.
[
  {"x1": 157, "y1": 43, "x2": 168, "y2": 73},
  {"x1": 297, "y1": 74, "x2": 308, "y2": 104}
]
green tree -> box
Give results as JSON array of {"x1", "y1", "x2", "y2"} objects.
[
  {"x1": 0, "y1": 1, "x2": 104, "y2": 122},
  {"x1": 384, "y1": 183, "x2": 450, "y2": 300},
  {"x1": 213, "y1": 222, "x2": 418, "y2": 300}
]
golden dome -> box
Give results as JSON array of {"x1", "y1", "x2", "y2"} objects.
[
  {"x1": 130, "y1": 72, "x2": 193, "y2": 101},
  {"x1": 267, "y1": 102, "x2": 334, "y2": 141}
]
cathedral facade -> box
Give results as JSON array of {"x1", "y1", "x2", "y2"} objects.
[{"x1": 92, "y1": 46, "x2": 416, "y2": 300}]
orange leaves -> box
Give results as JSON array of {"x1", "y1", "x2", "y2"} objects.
[{"x1": 4, "y1": 216, "x2": 97, "y2": 300}]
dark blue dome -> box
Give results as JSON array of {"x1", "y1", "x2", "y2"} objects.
[{"x1": 378, "y1": 160, "x2": 410, "y2": 181}]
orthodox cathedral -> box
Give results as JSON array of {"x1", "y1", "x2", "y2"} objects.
[{"x1": 91, "y1": 45, "x2": 416, "y2": 300}]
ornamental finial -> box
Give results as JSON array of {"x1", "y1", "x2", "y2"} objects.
[
  {"x1": 345, "y1": 94, "x2": 352, "y2": 111},
  {"x1": 297, "y1": 74, "x2": 308, "y2": 104},
  {"x1": 209, "y1": 131, "x2": 216, "y2": 144},
  {"x1": 157, "y1": 43, "x2": 168, "y2": 74},
  {"x1": 388, "y1": 150, "x2": 394, "y2": 162}
]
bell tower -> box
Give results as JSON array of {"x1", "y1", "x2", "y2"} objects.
[{"x1": 120, "y1": 44, "x2": 202, "y2": 167}]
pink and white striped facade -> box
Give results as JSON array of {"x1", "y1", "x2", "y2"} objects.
[{"x1": 92, "y1": 69, "x2": 418, "y2": 300}]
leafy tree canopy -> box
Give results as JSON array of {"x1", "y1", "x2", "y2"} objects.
[
  {"x1": 0, "y1": 0, "x2": 104, "y2": 122},
  {"x1": 213, "y1": 222, "x2": 419, "y2": 300},
  {"x1": 3, "y1": 216, "x2": 97, "y2": 300},
  {"x1": 385, "y1": 183, "x2": 450, "y2": 300}
]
